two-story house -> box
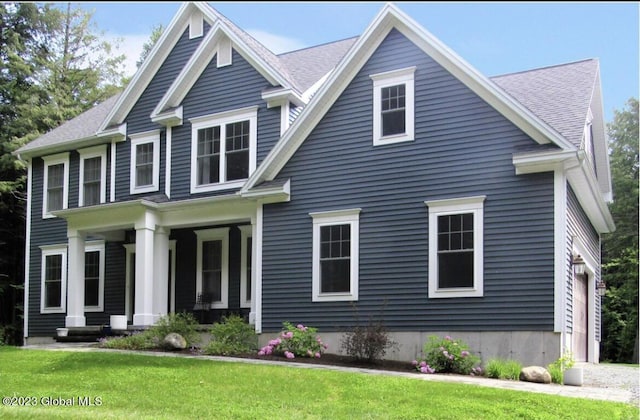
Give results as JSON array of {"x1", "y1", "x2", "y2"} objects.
[{"x1": 16, "y1": 2, "x2": 614, "y2": 365}]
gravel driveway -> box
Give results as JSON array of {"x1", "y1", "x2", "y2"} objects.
[{"x1": 582, "y1": 363, "x2": 640, "y2": 405}]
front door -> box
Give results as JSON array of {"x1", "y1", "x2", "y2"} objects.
[{"x1": 573, "y1": 273, "x2": 588, "y2": 361}]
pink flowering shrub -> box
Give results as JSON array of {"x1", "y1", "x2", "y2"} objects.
[
  {"x1": 258, "y1": 322, "x2": 328, "y2": 359},
  {"x1": 415, "y1": 335, "x2": 481, "y2": 375}
]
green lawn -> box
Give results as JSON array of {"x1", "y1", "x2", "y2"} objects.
[{"x1": 0, "y1": 347, "x2": 637, "y2": 419}]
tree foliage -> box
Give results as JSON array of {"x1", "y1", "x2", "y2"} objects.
[
  {"x1": 0, "y1": 2, "x2": 127, "y2": 344},
  {"x1": 601, "y1": 98, "x2": 639, "y2": 363},
  {"x1": 136, "y1": 24, "x2": 164, "y2": 69}
]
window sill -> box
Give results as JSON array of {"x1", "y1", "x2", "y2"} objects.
[
  {"x1": 191, "y1": 179, "x2": 246, "y2": 194},
  {"x1": 312, "y1": 292, "x2": 358, "y2": 302},
  {"x1": 40, "y1": 308, "x2": 65, "y2": 314},
  {"x1": 373, "y1": 133, "x2": 414, "y2": 146},
  {"x1": 130, "y1": 185, "x2": 159, "y2": 195},
  {"x1": 429, "y1": 288, "x2": 483, "y2": 299}
]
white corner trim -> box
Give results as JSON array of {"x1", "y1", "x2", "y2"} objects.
[
  {"x1": 110, "y1": 139, "x2": 117, "y2": 202},
  {"x1": 253, "y1": 204, "x2": 263, "y2": 333},
  {"x1": 554, "y1": 168, "x2": 567, "y2": 333},
  {"x1": 165, "y1": 126, "x2": 172, "y2": 199},
  {"x1": 23, "y1": 162, "x2": 32, "y2": 338}
]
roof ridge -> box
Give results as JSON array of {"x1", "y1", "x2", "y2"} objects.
[
  {"x1": 491, "y1": 58, "x2": 598, "y2": 79},
  {"x1": 278, "y1": 36, "x2": 360, "y2": 57}
]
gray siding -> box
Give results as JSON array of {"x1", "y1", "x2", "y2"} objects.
[
  {"x1": 567, "y1": 184, "x2": 602, "y2": 340},
  {"x1": 116, "y1": 27, "x2": 202, "y2": 201},
  {"x1": 262, "y1": 29, "x2": 556, "y2": 332},
  {"x1": 170, "y1": 49, "x2": 281, "y2": 200}
]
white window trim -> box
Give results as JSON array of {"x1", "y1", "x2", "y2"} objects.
[
  {"x1": 239, "y1": 225, "x2": 252, "y2": 309},
  {"x1": 310, "y1": 208, "x2": 361, "y2": 302},
  {"x1": 129, "y1": 130, "x2": 160, "y2": 195},
  {"x1": 40, "y1": 244, "x2": 68, "y2": 314},
  {"x1": 78, "y1": 145, "x2": 107, "y2": 207},
  {"x1": 195, "y1": 227, "x2": 230, "y2": 309},
  {"x1": 84, "y1": 241, "x2": 105, "y2": 312},
  {"x1": 370, "y1": 66, "x2": 416, "y2": 146},
  {"x1": 190, "y1": 106, "x2": 258, "y2": 194},
  {"x1": 42, "y1": 153, "x2": 69, "y2": 219},
  {"x1": 425, "y1": 196, "x2": 485, "y2": 298}
]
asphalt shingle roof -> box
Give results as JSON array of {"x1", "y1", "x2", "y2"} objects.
[{"x1": 491, "y1": 59, "x2": 598, "y2": 147}]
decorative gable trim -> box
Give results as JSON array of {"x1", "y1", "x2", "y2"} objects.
[
  {"x1": 190, "y1": 9, "x2": 204, "y2": 39},
  {"x1": 151, "y1": 16, "x2": 300, "y2": 120},
  {"x1": 100, "y1": 3, "x2": 214, "y2": 131},
  {"x1": 243, "y1": 3, "x2": 577, "y2": 194}
]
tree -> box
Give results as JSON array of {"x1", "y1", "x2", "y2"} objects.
[
  {"x1": 0, "y1": 2, "x2": 127, "y2": 345},
  {"x1": 136, "y1": 24, "x2": 164, "y2": 69},
  {"x1": 601, "y1": 98, "x2": 639, "y2": 363}
]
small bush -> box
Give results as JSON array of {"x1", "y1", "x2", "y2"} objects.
[
  {"x1": 485, "y1": 358, "x2": 522, "y2": 380},
  {"x1": 258, "y1": 322, "x2": 328, "y2": 359},
  {"x1": 100, "y1": 312, "x2": 200, "y2": 350},
  {"x1": 548, "y1": 363, "x2": 563, "y2": 384},
  {"x1": 204, "y1": 314, "x2": 257, "y2": 356},
  {"x1": 341, "y1": 321, "x2": 398, "y2": 363},
  {"x1": 417, "y1": 335, "x2": 481, "y2": 375},
  {"x1": 148, "y1": 312, "x2": 200, "y2": 346},
  {"x1": 547, "y1": 351, "x2": 575, "y2": 384}
]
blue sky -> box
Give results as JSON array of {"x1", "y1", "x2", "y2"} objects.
[{"x1": 76, "y1": 2, "x2": 639, "y2": 123}]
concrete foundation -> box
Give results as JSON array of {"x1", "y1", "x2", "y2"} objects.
[{"x1": 258, "y1": 330, "x2": 562, "y2": 366}]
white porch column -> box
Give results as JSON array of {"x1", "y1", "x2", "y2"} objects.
[
  {"x1": 153, "y1": 227, "x2": 170, "y2": 320},
  {"x1": 66, "y1": 230, "x2": 86, "y2": 327},
  {"x1": 133, "y1": 213, "x2": 156, "y2": 326}
]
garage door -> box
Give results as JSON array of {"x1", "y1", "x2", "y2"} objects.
[{"x1": 573, "y1": 274, "x2": 588, "y2": 362}]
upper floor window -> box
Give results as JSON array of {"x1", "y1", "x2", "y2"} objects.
[
  {"x1": 129, "y1": 130, "x2": 160, "y2": 195},
  {"x1": 425, "y1": 196, "x2": 485, "y2": 298},
  {"x1": 370, "y1": 66, "x2": 416, "y2": 146},
  {"x1": 42, "y1": 153, "x2": 69, "y2": 218},
  {"x1": 78, "y1": 145, "x2": 107, "y2": 207},
  {"x1": 190, "y1": 106, "x2": 257, "y2": 194},
  {"x1": 310, "y1": 208, "x2": 360, "y2": 302}
]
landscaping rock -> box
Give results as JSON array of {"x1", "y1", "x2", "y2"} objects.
[
  {"x1": 163, "y1": 333, "x2": 187, "y2": 350},
  {"x1": 520, "y1": 366, "x2": 552, "y2": 384}
]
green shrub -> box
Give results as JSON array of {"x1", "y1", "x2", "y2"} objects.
[
  {"x1": 204, "y1": 314, "x2": 257, "y2": 356},
  {"x1": 547, "y1": 351, "x2": 575, "y2": 384},
  {"x1": 100, "y1": 312, "x2": 200, "y2": 350},
  {"x1": 147, "y1": 312, "x2": 200, "y2": 346},
  {"x1": 418, "y1": 335, "x2": 481, "y2": 375},
  {"x1": 485, "y1": 358, "x2": 522, "y2": 380},
  {"x1": 258, "y1": 322, "x2": 328, "y2": 359}
]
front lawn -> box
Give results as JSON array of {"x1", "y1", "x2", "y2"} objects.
[{"x1": 0, "y1": 347, "x2": 637, "y2": 419}]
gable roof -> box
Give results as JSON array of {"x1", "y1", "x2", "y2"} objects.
[
  {"x1": 243, "y1": 3, "x2": 581, "y2": 192},
  {"x1": 492, "y1": 59, "x2": 599, "y2": 148},
  {"x1": 15, "y1": 93, "x2": 121, "y2": 158}
]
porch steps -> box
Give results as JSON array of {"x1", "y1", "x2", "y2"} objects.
[{"x1": 54, "y1": 326, "x2": 129, "y2": 343}]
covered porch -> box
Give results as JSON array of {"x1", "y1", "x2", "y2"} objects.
[{"x1": 51, "y1": 193, "x2": 269, "y2": 332}]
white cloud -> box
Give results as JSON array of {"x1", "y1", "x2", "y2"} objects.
[{"x1": 105, "y1": 29, "x2": 305, "y2": 79}]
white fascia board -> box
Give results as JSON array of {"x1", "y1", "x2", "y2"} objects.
[
  {"x1": 151, "y1": 106, "x2": 183, "y2": 127},
  {"x1": 261, "y1": 88, "x2": 305, "y2": 108},
  {"x1": 240, "y1": 179, "x2": 291, "y2": 203},
  {"x1": 244, "y1": 3, "x2": 577, "y2": 192},
  {"x1": 99, "y1": 3, "x2": 195, "y2": 131},
  {"x1": 513, "y1": 149, "x2": 615, "y2": 233},
  {"x1": 97, "y1": 123, "x2": 127, "y2": 142}
]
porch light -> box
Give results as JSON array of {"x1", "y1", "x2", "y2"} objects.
[
  {"x1": 597, "y1": 281, "x2": 607, "y2": 297},
  {"x1": 571, "y1": 254, "x2": 586, "y2": 276}
]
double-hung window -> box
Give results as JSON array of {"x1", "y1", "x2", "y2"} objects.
[
  {"x1": 79, "y1": 145, "x2": 107, "y2": 206},
  {"x1": 129, "y1": 130, "x2": 160, "y2": 194},
  {"x1": 42, "y1": 153, "x2": 69, "y2": 218},
  {"x1": 40, "y1": 245, "x2": 67, "y2": 313},
  {"x1": 84, "y1": 241, "x2": 105, "y2": 312},
  {"x1": 190, "y1": 107, "x2": 257, "y2": 193},
  {"x1": 195, "y1": 228, "x2": 229, "y2": 309},
  {"x1": 370, "y1": 66, "x2": 415, "y2": 146},
  {"x1": 425, "y1": 196, "x2": 485, "y2": 298},
  {"x1": 310, "y1": 209, "x2": 360, "y2": 302}
]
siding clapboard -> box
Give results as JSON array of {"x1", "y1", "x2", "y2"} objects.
[{"x1": 261, "y1": 29, "x2": 556, "y2": 332}]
